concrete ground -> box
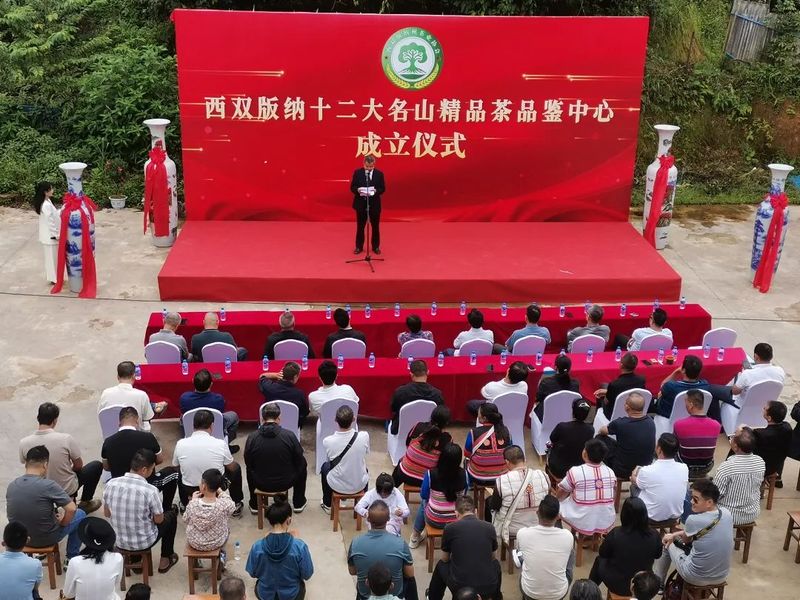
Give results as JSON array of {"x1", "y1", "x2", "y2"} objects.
[{"x1": 0, "y1": 204, "x2": 799, "y2": 600}]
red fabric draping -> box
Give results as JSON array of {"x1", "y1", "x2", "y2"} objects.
[
  {"x1": 753, "y1": 192, "x2": 789, "y2": 293},
  {"x1": 51, "y1": 192, "x2": 98, "y2": 299},
  {"x1": 143, "y1": 143, "x2": 170, "y2": 237},
  {"x1": 643, "y1": 154, "x2": 675, "y2": 247}
]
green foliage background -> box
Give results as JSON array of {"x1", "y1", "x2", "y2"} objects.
[{"x1": 1, "y1": 0, "x2": 798, "y2": 208}]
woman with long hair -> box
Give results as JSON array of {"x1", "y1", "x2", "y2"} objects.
[
  {"x1": 33, "y1": 181, "x2": 62, "y2": 283},
  {"x1": 393, "y1": 404, "x2": 452, "y2": 488},
  {"x1": 533, "y1": 354, "x2": 582, "y2": 421},
  {"x1": 246, "y1": 494, "x2": 314, "y2": 600},
  {"x1": 63, "y1": 517, "x2": 123, "y2": 599},
  {"x1": 589, "y1": 497, "x2": 662, "y2": 596},
  {"x1": 464, "y1": 402, "x2": 511, "y2": 486},
  {"x1": 409, "y1": 442, "x2": 467, "y2": 548}
]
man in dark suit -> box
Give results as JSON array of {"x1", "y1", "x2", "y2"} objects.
[
  {"x1": 190, "y1": 312, "x2": 248, "y2": 361},
  {"x1": 263, "y1": 310, "x2": 315, "y2": 360},
  {"x1": 594, "y1": 352, "x2": 647, "y2": 419},
  {"x1": 323, "y1": 308, "x2": 367, "y2": 359},
  {"x1": 753, "y1": 400, "x2": 792, "y2": 487},
  {"x1": 350, "y1": 155, "x2": 386, "y2": 254}
]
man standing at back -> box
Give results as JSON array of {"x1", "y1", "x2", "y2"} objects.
[
  {"x1": 389, "y1": 360, "x2": 444, "y2": 434},
  {"x1": 149, "y1": 311, "x2": 190, "y2": 361},
  {"x1": 263, "y1": 310, "x2": 315, "y2": 360},
  {"x1": 324, "y1": 308, "x2": 368, "y2": 358},
  {"x1": 190, "y1": 312, "x2": 248, "y2": 361}
]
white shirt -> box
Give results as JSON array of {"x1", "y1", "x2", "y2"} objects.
[
  {"x1": 63, "y1": 552, "x2": 123, "y2": 600},
  {"x1": 481, "y1": 379, "x2": 528, "y2": 401},
  {"x1": 732, "y1": 363, "x2": 785, "y2": 405},
  {"x1": 628, "y1": 326, "x2": 673, "y2": 351},
  {"x1": 355, "y1": 487, "x2": 410, "y2": 536},
  {"x1": 38, "y1": 198, "x2": 62, "y2": 244},
  {"x1": 309, "y1": 383, "x2": 360, "y2": 413},
  {"x1": 453, "y1": 327, "x2": 494, "y2": 356},
  {"x1": 173, "y1": 431, "x2": 233, "y2": 486},
  {"x1": 99, "y1": 383, "x2": 154, "y2": 431},
  {"x1": 323, "y1": 429, "x2": 370, "y2": 495},
  {"x1": 517, "y1": 525, "x2": 575, "y2": 600},
  {"x1": 635, "y1": 458, "x2": 689, "y2": 521}
]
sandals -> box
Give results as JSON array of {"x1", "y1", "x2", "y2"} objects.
[{"x1": 158, "y1": 553, "x2": 179, "y2": 574}]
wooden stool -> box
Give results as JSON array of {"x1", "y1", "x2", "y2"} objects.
[
  {"x1": 649, "y1": 517, "x2": 680, "y2": 537},
  {"x1": 403, "y1": 485, "x2": 421, "y2": 505},
  {"x1": 782, "y1": 510, "x2": 800, "y2": 563},
  {"x1": 117, "y1": 547, "x2": 154, "y2": 589},
  {"x1": 424, "y1": 524, "x2": 444, "y2": 573},
  {"x1": 22, "y1": 545, "x2": 62, "y2": 590},
  {"x1": 680, "y1": 581, "x2": 726, "y2": 599},
  {"x1": 761, "y1": 474, "x2": 778, "y2": 510},
  {"x1": 255, "y1": 489, "x2": 288, "y2": 530},
  {"x1": 733, "y1": 522, "x2": 755, "y2": 563},
  {"x1": 473, "y1": 485, "x2": 494, "y2": 519},
  {"x1": 573, "y1": 531, "x2": 602, "y2": 567},
  {"x1": 499, "y1": 534, "x2": 517, "y2": 574},
  {"x1": 331, "y1": 491, "x2": 364, "y2": 532},
  {"x1": 614, "y1": 477, "x2": 629, "y2": 513},
  {"x1": 184, "y1": 544, "x2": 222, "y2": 594}
]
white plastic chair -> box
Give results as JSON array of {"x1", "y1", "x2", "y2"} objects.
[
  {"x1": 259, "y1": 401, "x2": 300, "y2": 441},
  {"x1": 274, "y1": 339, "x2": 310, "y2": 360},
  {"x1": 701, "y1": 328, "x2": 738, "y2": 349},
  {"x1": 331, "y1": 338, "x2": 367, "y2": 359},
  {"x1": 639, "y1": 334, "x2": 674, "y2": 352},
  {"x1": 529, "y1": 391, "x2": 582, "y2": 457},
  {"x1": 458, "y1": 339, "x2": 493, "y2": 357},
  {"x1": 720, "y1": 379, "x2": 783, "y2": 435},
  {"x1": 653, "y1": 390, "x2": 712, "y2": 440},
  {"x1": 201, "y1": 342, "x2": 238, "y2": 363},
  {"x1": 399, "y1": 338, "x2": 436, "y2": 358},
  {"x1": 570, "y1": 334, "x2": 606, "y2": 354},
  {"x1": 98, "y1": 405, "x2": 125, "y2": 438},
  {"x1": 592, "y1": 388, "x2": 653, "y2": 435},
  {"x1": 182, "y1": 407, "x2": 226, "y2": 440},
  {"x1": 144, "y1": 341, "x2": 182, "y2": 364},
  {"x1": 489, "y1": 392, "x2": 529, "y2": 459},
  {"x1": 387, "y1": 400, "x2": 437, "y2": 466},
  {"x1": 314, "y1": 398, "x2": 359, "y2": 473},
  {"x1": 512, "y1": 335, "x2": 547, "y2": 357}
]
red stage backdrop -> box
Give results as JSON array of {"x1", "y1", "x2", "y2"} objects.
[{"x1": 173, "y1": 10, "x2": 649, "y2": 222}]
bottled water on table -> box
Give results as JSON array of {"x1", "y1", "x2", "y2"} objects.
[
  {"x1": 703, "y1": 344, "x2": 711, "y2": 359},
  {"x1": 470, "y1": 352, "x2": 477, "y2": 366},
  {"x1": 394, "y1": 303, "x2": 401, "y2": 317},
  {"x1": 535, "y1": 352, "x2": 543, "y2": 366},
  {"x1": 224, "y1": 358, "x2": 232, "y2": 373},
  {"x1": 431, "y1": 301, "x2": 438, "y2": 316},
  {"x1": 653, "y1": 299, "x2": 660, "y2": 310},
  {"x1": 657, "y1": 349, "x2": 665, "y2": 364},
  {"x1": 234, "y1": 541, "x2": 241, "y2": 561},
  {"x1": 500, "y1": 350, "x2": 508, "y2": 365},
  {"x1": 365, "y1": 304, "x2": 372, "y2": 319},
  {"x1": 325, "y1": 305, "x2": 332, "y2": 319},
  {"x1": 220, "y1": 307, "x2": 226, "y2": 321},
  {"x1": 437, "y1": 352, "x2": 444, "y2": 367},
  {"x1": 584, "y1": 301, "x2": 591, "y2": 314},
  {"x1": 620, "y1": 303, "x2": 627, "y2": 317},
  {"x1": 134, "y1": 365, "x2": 142, "y2": 380},
  {"x1": 262, "y1": 356, "x2": 269, "y2": 371},
  {"x1": 679, "y1": 296, "x2": 686, "y2": 310},
  {"x1": 501, "y1": 302, "x2": 508, "y2": 317},
  {"x1": 615, "y1": 347, "x2": 622, "y2": 362},
  {"x1": 182, "y1": 360, "x2": 189, "y2": 375},
  {"x1": 162, "y1": 308, "x2": 167, "y2": 323},
  {"x1": 717, "y1": 347, "x2": 725, "y2": 362},
  {"x1": 302, "y1": 355, "x2": 308, "y2": 371},
  {"x1": 407, "y1": 356, "x2": 414, "y2": 370},
  {"x1": 559, "y1": 304, "x2": 565, "y2": 318},
  {"x1": 345, "y1": 303, "x2": 351, "y2": 315},
  {"x1": 368, "y1": 353, "x2": 375, "y2": 368},
  {"x1": 337, "y1": 354, "x2": 344, "y2": 369},
  {"x1": 586, "y1": 349, "x2": 593, "y2": 363},
  {"x1": 672, "y1": 346, "x2": 679, "y2": 361},
  {"x1": 460, "y1": 301, "x2": 467, "y2": 315}
]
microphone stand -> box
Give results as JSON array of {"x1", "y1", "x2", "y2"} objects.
[{"x1": 346, "y1": 170, "x2": 384, "y2": 272}]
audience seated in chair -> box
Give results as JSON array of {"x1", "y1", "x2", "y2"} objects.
[
  {"x1": 673, "y1": 390, "x2": 721, "y2": 479},
  {"x1": 7, "y1": 445, "x2": 86, "y2": 559},
  {"x1": 323, "y1": 308, "x2": 367, "y2": 358},
  {"x1": 191, "y1": 311, "x2": 248, "y2": 361},
  {"x1": 180, "y1": 368, "x2": 240, "y2": 444},
  {"x1": 547, "y1": 398, "x2": 594, "y2": 480},
  {"x1": 98, "y1": 361, "x2": 166, "y2": 430},
  {"x1": 397, "y1": 313, "x2": 434, "y2": 349},
  {"x1": 715, "y1": 426, "x2": 765, "y2": 526},
  {"x1": 630, "y1": 433, "x2": 688, "y2": 522},
  {"x1": 246, "y1": 495, "x2": 313, "y2": 600},
  {"x1": 19, "y1": 401, "x2": 103, "y2": 514},
  {"x1": 533, "y1": 354, "x2": 582, "y2": 421},
  {"x1": 464, "y1": 403, "x2": 511, "y2": 489},
  {"x1": 258, "y1": 361, "x2": 310, "y2": 429},
  {"x1": 184, "y1": 468, "x2": 237, "y2": 556},
  {"x1": 566, "y1": 304, "x2": 610, "y2": 352},
  {"x1": 450, "y1": 308, "x2": 494, "y2": 356},
  {"x1": 309, "y1": 359, "x2": 360, "y2": 414},
  {"x1": 427, "y1": 495, "x2": 502, "y2": 600},
  {"x1": 263, "y1": 310, "x2": 315, "y2": 360},
  {"x1": 556, "y1": 439, "x2": 616, "y2": 537},
  {"x1": 615, "y1": 307, "x2": 672, "y2": 352},
  {"x1": 219, "y1": 575, "x2": 247, "y2": 600},
  {"x1": 729, "y1": 342, "x2": 785, "y2": 407},
  {"x1": 149, "y1": 311, "x2": 191, "y2": 361},
  {"x1": 0, "y1": 521, "x2": 44, "y2": 600},
  {"x1": 392, "y1": 405, "x2": 452, "y2": 489},
  {"x1": 753, "y1": 400, "x2": 792, "y2": 488},
  {"x1": 355, "y1": 473, "x2": 410, "y2": 537},
  {"x1": 389, "y1": 359, "x2": 444, "y2": 435},
  {"x1": 173, "y1": 409, "x2": 244, "y2": 514},
  {"x1": 102, "y1": 449, "x2": 180, "y2": 574},
  {"x1": 597, "y1": 391, "x2": 656, "y2": 478},
  {"x1": 593, "y1": 353, "x2": 646, "y2": 420},
  {"x1": 320, "y1": 405, "x2": 370, "y2": 513},
  {"x1": 64, "y1": 517, "x2": 123, "y2": 599},
  {"x1": 348, "y1": 500, "x2": 416, "y2": 600},
  {"x1": 102, "y1": 406, "x2": 179, "y2": 512},
  {"x1": 653, "y1": 355, "x2": 723, "y2": 422},
  {"x1": 497, "y1": 303, "x2": 551, "y2": 354},
  {"x1": 466, "y1": 360, "x2": 529, "y2": 418}
]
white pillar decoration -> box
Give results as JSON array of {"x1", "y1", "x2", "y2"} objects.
[
  {"x1": 642, "y1": 124, "x2": 680, "y2": 250},
  {"x1": 751, "y1": 163, "x2": 793, "y2": 273},
  {"x1": 143, "y1": 118, "x2": 178, "y2": 247}
]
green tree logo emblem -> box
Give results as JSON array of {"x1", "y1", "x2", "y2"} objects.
[{"x1": 382, "y1": 28, "x2": 443, "y2": 90}]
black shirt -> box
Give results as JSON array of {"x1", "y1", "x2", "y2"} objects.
[
  {"x1": 596, "y1": 526, "x2": 662, "y2": 595},
  {"x1": 101, "y1": 428, "x2": 161, "y2": 478},
  {"x1": 263, "y1": 329, "x2": 315, "y2": 360},
  {"x1": 441, "y1": 514, "x2": 498, "y2": 589},
  {"x1": 533, "y1": 375, "x2": 582, "y2": 421},
  {"x1": 607, "y1": 415, "x2": 656, "y2": 477},
  {"x1": 244, "y1": 422, "x2": 307, "y2": 491},
  {"x1": 603, "y1": 372, "x2": 647, "y2": 419},
  {"x1": 190, "y1": 329, "x2": 240, "y2": 360},
  {"x1": 389, "y1": 381, "x2": 444, "y2": 434},
  {"x1": 258, "y1": 378, "x2": 309, "y2": 425},
  {"x1": 547, "y1": 420, "x2": 594, "y2": 478},
  {"x1": 322, "y1": 328, "x2": 367, "y2": 359},
  {"x1": 753, "y1": 422, "x2": 793, "y2": 476}
]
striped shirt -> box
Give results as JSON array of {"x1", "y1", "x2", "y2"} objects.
[
  {"x1": 558, "y1": 463, "x2": 617, "y2": 535},
  {"x1": 713, "y1": 453, "x2": 765, "y2": 525},
  {"x1": 103, "y1": 473, "x2": 162, "y2": 550},
  {"x1": 674, "y1": 415, "x2": 720, "y2": 468},
  {"x1": 465, "y1": 426, "x2": 510, "y2": 483}
]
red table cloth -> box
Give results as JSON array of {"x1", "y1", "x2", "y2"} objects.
[
  {"x1": 134, "y1": 347, "x2": 744, "y2": 423},
  {"x1": 145, "y1": 303, "x2": 711, "y2": 359}
]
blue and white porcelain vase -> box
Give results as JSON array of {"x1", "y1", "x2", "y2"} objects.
[
  {"x1": 59, "y1": 162, "x2": 95, "y2": 293},
  {"x1": 642, "y1": 124, "x2": 680, "y2": 250},
  {"x1": 751, "y1": 163, "x2": 793, "y2": 273},
  {"x1": 143, "y1": 118, "x2": 178, "y2": 247}
]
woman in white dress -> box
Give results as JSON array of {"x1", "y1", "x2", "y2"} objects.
[
  {"x1": 63, "y1": 517, "x2": 123, "y2": 600},
  {"x1": 33, "y1": 181, "x2": 61, "y2": 283}
]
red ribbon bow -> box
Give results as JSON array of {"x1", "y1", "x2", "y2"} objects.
[
  {"x1": 643, "y1": 154, "x2": 675, "y2": 247},
  {"x1": 143, "y1": 143, "x2": 170, "y2": 237},
  {"x1": 753, "y1": 192, "x2": 789, "y2": 293},
  {"x1": 51, "y1": 192, "x2": 98, "y2": 298}
]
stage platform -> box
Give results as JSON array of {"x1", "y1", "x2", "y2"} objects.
[{"x1": 157, "y1": 221, "x2": 682, "y2": 303}]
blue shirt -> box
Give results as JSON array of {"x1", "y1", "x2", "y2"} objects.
[
  {"x1": 505, "y1": 324, "x2": 551, "y2": 351},
  {"x1": 348, "y1": 530, "x2": 413, "y2": 600},
  {"x1": 179, "y1": 390, "x2": 225, "y2": 415},
  {"x1": 656, "y1": 379, "x2": 710, "y2": 418},
  {"x1": 246, "y1": 533, "x2": 313, "y2": 600},
  {"x1": 0, "y1": 551, "x2": 42, "y2": 600}
]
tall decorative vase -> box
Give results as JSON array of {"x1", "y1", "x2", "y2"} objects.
[
  {"x1": 642, "y1": 124, "x2": 680, "y2": 250},
  {"x1": 751, "y1": 163, "x2": 793, "y2": 274},
  {"x1": 59, "y1": 162, "x2": 95, "y2": 294},
  {"x1": 143, "y1": 118, "x2": 178, "y2": 247}
]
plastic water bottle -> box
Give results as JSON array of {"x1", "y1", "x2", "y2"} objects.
[
  {"x1": 234, "y1": 541, "x2": 241, "y2": 561},
  {"x1": 134, "y1": 365, "x2": 142, "y2": 380},
  {"x1": 325, "y1": 305, "x2": 332, "y2": 320},
  {"x1": 615, "y1": 346, "x2": 622, "y2": 362},
  {"x1": 345, "y1": 303, "x2": 351, "y2": 316},
  {"x1": 500, "y1": 350, "x2": 508, "y2": 365},
  {"x1": 470, "y1": 352, "x2": 477, "y2": 366},
  {"x1": 431, "y1": 301, "x2": 438, "y2": 316},
  {"x1": 559, "y1": 348, "x2": 566, "y2": 356},
  {"x1": 224, "y1": 357, "x2": 232, "y2": 373},
  {"x1": 586, "y1": 349, "x2": 593, "y2": 363},
  {"x1": 672, "y1": 345, "x2": 679, "y2": 360},
  {"x1": 679, "y1": 296, "x2": 687, "y2": 310},
  {"x1": 301, "y1": 355, "x2": 309, "y2": 371},
  {"x1": 262, "y1": 355, "x2": 269, "y2": 372},
  {"x1": 653, "y1": 298, "x2": 660, "y2": 311},
  {"x1": 337, "y1": 354, "x2": 344, "y2": 369},
  {"x1": 394, "y1": 302, "x2": 401, "y2": 317},
  {"x1": 657, "y1": 348, "x2": 665, "y2": 365},
  {"x1": 181, "y1": 360, "x2": 189, "y2": 375},
  {"x1": 162, "y1": 308, "x2": 167, "y2": 323},
  {"x1": 501, "y1": 302, "x2": 508, "y2": 317},
  {"x1": 437, "y1": 352, "x2": 444, "y2": 367},
  {"x1": 584, "y1": 301, "x2": 591, "y2": 314},
  {"x1": 535, "y1": 352, "x2": 543, "y2": 366},
  {"x1": 365, "y1": 303, "x2": 372, "y2": 319},
  {"x1": 368, "y1": 353, "x2": 376, "y2": 369},
  {"x1": 407, "y1": 356, "x2": 414, "y2": 370},
  {"x1": 459, "y1": 300, "x2": 467, "y2": 316},
  {"x1": 220, "y1": 307, "x2": 226, "y2": 322},
  {"x1": 703, "y1": 344, "x2": 711, "y2": 359},
  {"x1": 620, "y1": 303, "x2": 627, "y2": 317},
  {"x1": 559, "y1": 304, "x2": 566, "y2": 318},
  {"x1": 717, "y1": 347, "x2": 725, "y2": 362}
]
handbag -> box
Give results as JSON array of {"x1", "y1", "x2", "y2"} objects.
[
  {"x1": 664, "y1": 571, "x2": 683, "y2": 600},
  {"x1": 322, "y1": 431, "x2": 359, "y2": 473},
  {"x1": 496, "y1": 468, "x2": 535, "y2": 543}
]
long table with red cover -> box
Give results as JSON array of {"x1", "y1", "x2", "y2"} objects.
[
  {"x1": 135, "y1": 347, "x2": 744, "y2": 423},
  {"x1": 145, "y1": 303, "x2": 710, "y2": 358}
]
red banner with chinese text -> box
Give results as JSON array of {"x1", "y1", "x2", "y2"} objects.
[{"x1": 173, "y1": 10, "x2": 649, "y2": 222}]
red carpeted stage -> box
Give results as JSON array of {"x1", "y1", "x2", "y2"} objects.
[{"x1": 157, "y1": 221, "x2": 682, "y2": 304}]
